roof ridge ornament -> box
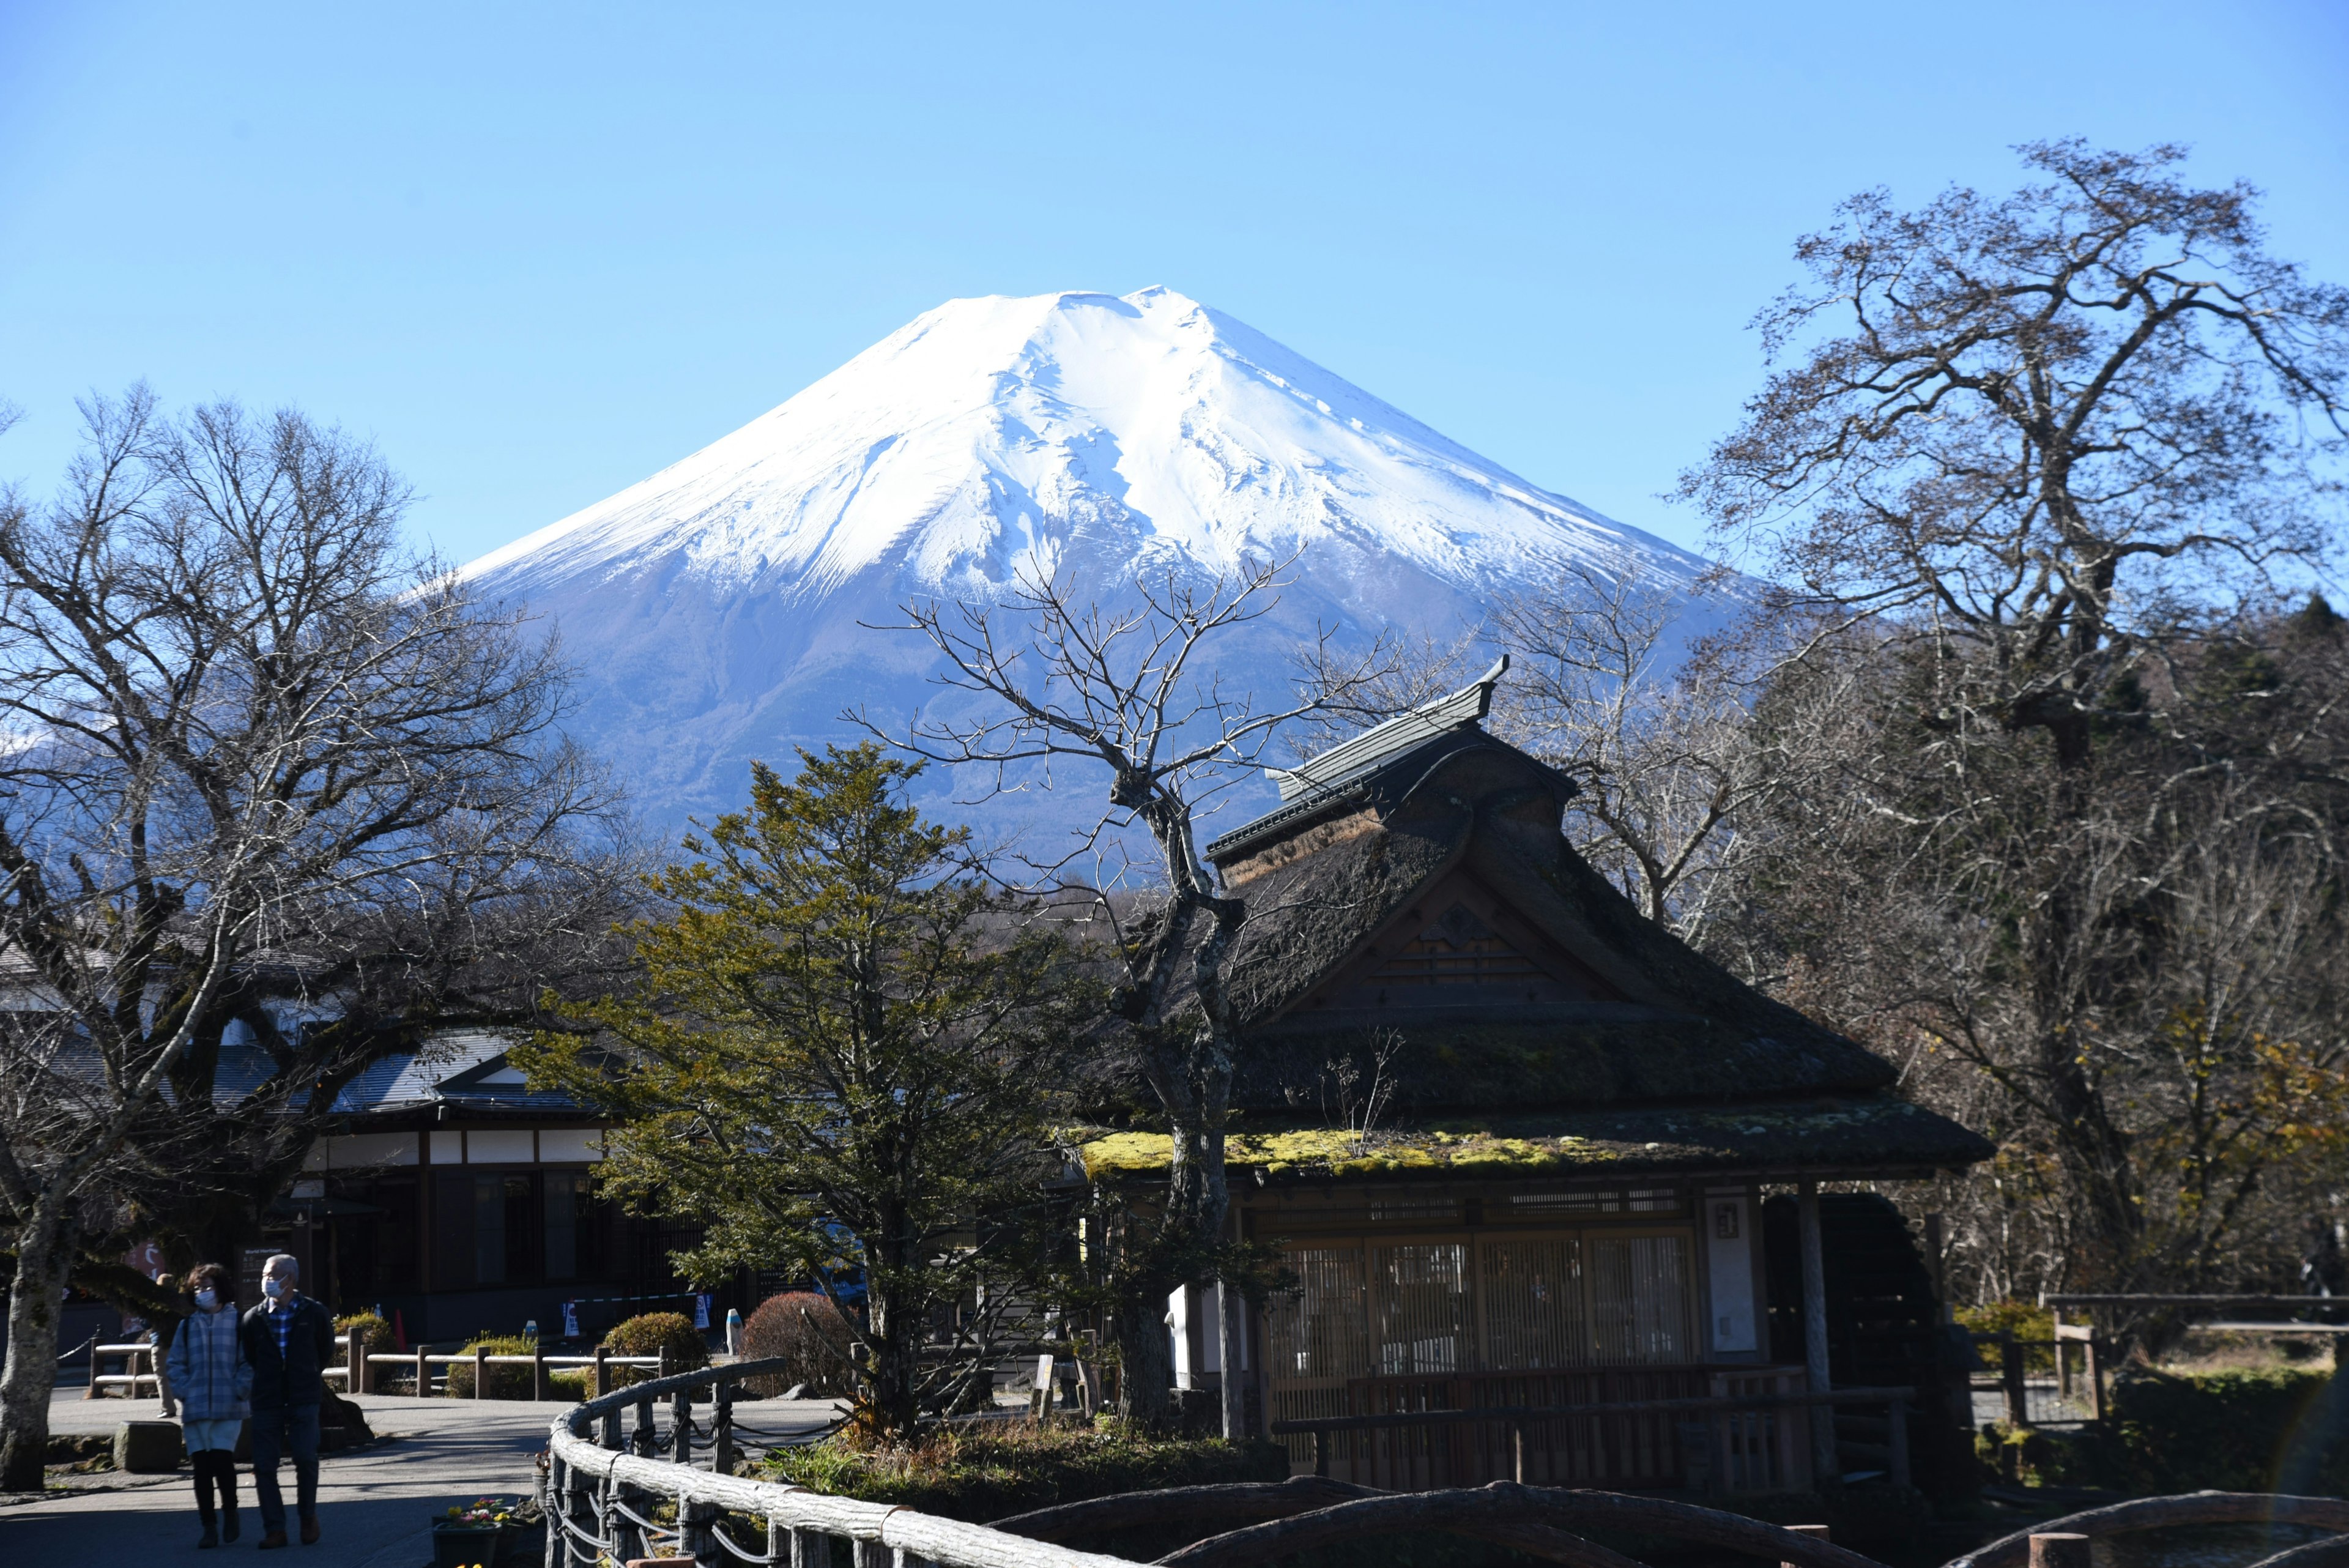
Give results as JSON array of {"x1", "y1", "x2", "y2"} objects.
[{"x1": 1267, "y1": 653, "x2": 1509, "y2": 803}]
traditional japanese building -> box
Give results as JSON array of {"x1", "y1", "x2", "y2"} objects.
[
  {"x1": 1074, "y1": 661, "x2": 1993, "y2": 1494},
  {"x1": 289, "y1": 1035, "x2": 716, "y2": 1345}
]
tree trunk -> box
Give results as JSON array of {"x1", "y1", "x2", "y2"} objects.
[
  {"x1": 0, "y1": 1211, "x2": 78, "y2": 1491},
  {"x1": 862, "y1": 1241, "x2": 921, "y2": 1440},
  {"x1": 1116, "y1": 1280, "x2": 1176, "y2": 1428}
]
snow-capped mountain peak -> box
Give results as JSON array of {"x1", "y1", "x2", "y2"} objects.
[{"x1": 459, "y1": 288, "x2": 1718, "y2": 838}]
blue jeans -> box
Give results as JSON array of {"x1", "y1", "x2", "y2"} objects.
[{"x1": 249, "y1": 1404, "x2": 320, "y2": 1531}]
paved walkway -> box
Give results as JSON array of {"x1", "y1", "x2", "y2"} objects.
[{"x1": 3, "y1": 1388, "x2": 845, "y2": 1566}]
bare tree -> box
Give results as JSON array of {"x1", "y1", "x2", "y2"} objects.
[
  {"x1": 1704, "y1": 610, "x2": 2349, "y2": 1306},
  {"x1": 1486, "y1": 567, "x2": 1777, "y2": 939},
  {"x1": 0, "y1": 389, "x2": 617, "y2": 1488},
  {"x1": 873, "y1": 557, "x2": 1386, "y2": 1430},
  {"x1": 1679, "y1": 139, "x2": 2349, "y2": 1293},
  {"x1": 1296, "y1": 562, "x2": 1776, "y2": 941}
]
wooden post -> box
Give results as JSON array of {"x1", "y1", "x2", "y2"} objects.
[
  {"x1": 533, "y1": 1343, "x2": 548, "y2": 1403},
  {"x1": 1886, "y1": 1395, "x2": 1910, "y2": 1490},
  {"x1": 1783, "y1": 1523, "x2": 1832, "y2": 1568},
  {"x1": 2085, "y1": 1333, "x2": 2105, "y2": 1422},
  {"x1": 473, "y1": 1343, "x2": 488, "y2": 1401},
  {"x1": 672, "y1": 1381, "x2": 692, "y2": 1460},
  {"x1": 713, "y1": 1378, "x2": 735, "y2": 1474},
  {"x1": 2031, "y1": 1533, "x2": 2091, "y2": 1568},
  {"x1": 1797, "y1": 1181, "x2": 1837, "y2": 1482},
  {"x1": 852, "y1": 1539, "x2": 889, "y2": 1568},
  {"x1": 415, "y1": 1343, "x2": 431, "y2": 1398},
  {"x1": 635, "y1": 1393, "x2": 657, "y2": 1456},
  {"x1": 83, "y1": 1343, "x2": 98, "y2": 1399},
  {"x1": 2002, "y1": 1335, "x2": 2030, "y2": 1428},
  {"x1": 595, "y1": 1343, "x2": 610, "y2": 1399},
  {"x1": 345, "y1": 1331, "x2": 363, "y2": 1396},
  {"x1": 678, "y1": 1491, "x2": 715, "y2": 1559},
  {"x1": 1313, "y1": 1429, "x2": 1329, "y2": 1479},
  {"x1": 606, "y1": 1470, "x2": 640, "y2": 1564},
  {"x1": 541, "y1": 1452, "x2": 560, "y2": 1568},
  {"x1": 1509, "y1": 1420, "x2": 1526, "y2": 1484},
  {"x1": 2054, "y1": 1309, "x2": 2071, "y2": 1395},
  {"x1": 792, "y1": 1527, "x2": 835, "y2": 1567}
]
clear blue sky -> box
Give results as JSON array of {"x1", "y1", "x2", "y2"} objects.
[{"x1": 4, "y1": 1, "x2": 2344, "y2": 563}]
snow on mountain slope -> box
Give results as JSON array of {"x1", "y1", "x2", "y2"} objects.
[{"x1": 460, "y1": 287, "x2": 1724, "y2": 843}]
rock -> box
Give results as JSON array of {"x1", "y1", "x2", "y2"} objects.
[{"x1": 114, "y1": 1420, "x2": 182, "y2": 1473}]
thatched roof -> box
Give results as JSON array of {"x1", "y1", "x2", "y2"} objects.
[
  {"x1": 1075, "y1": 1094, "x2": 1990, "y2": 1185},
  {"x1": 1112, "y1": 672, "x2": 1995, "y2": 1178}
]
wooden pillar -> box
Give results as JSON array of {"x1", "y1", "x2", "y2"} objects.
[
  {"x1": 533, "y1": 1343, "x2": 548, "y2": 1403},
  {"x1": 2031, "y1": 1534, "x2": 2091, "y2": 1568},
  {"x1": 1797, "y1": 1181, "x2": 1837, "y2": 1481},
  {"x1": 595, "y1": 1344, "x2": 610, "y2": 1399},
  {"x1": 415, "y1": 1344, "x2": 430, "y2": 1398},
  {"x1": 1783, "y1": 1523, "x2": 1832, "y2": 1568},
  {"x1": 473, "y1": 1343, "x2": 488, "y2": 1401},
  {"x1": 347, "y1": 1328, "x2": 366, "y2": 1395},
  {"x1": 1218, "y1": 1277, "x2": 1246, "y2": 1441},
  {"x1": 2002, "y1": 1336, "x2": 2030, "y2": 1428}
]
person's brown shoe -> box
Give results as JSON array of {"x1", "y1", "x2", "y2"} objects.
[
  {"x1": 299, "y1": 1518, "x2": 319, "y2": 1546},
  {"x1": 256, "y1": 1529, "x2": 289, "y2": 1549}
]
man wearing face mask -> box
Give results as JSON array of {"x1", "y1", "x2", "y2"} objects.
[{"x1": 239, "y1": 1253, "x2": 335, "y2": 1548}]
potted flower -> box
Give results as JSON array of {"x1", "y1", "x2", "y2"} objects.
[{"x1": 431, "y1": 1496, "x2": 522, "y2": 1567}]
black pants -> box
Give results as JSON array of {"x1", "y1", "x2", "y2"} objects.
[{"x1": 191, "y1": 1449, "x2": 239, "y2": 1528}]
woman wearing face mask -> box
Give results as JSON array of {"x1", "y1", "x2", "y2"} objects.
[{"x1": 166, "y1": 1263, "x2": 252, "y2": 1547}]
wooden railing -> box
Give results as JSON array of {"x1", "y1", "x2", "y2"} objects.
[
  {"x1": 92, "y1": 1332, "x2": 667, "y2": 1403},
  {"x1": 1271, "y1": 1384, "x2": 1915, "y2": 1493},
  {"x1": 543, "y1": 1377, "x2": 2349, "y2": 1568},
  {"x1": 543, "y1": 1357, "x2": 1135, "y2": 1568}
]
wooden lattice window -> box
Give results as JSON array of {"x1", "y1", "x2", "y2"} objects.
[
  {"x1": 1372, "y1": 903, "x2": 1547, "y2": 987},
  {"x1": 1480, "y1": 1237, "x2": 1588, "y2": 1370},
  {"x1": 1589, "y1": 1234, "x2": 1695, "y2": 1364},
  {"x1": 1266, "y1": 1246, "x2": 1370, "y2": 1380},
  {"x1": 1372, "y1": 1243, "x2": 1472, "y2": 1376}
]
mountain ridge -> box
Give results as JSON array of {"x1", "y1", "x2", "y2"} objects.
[{"x1": 458, "y1": 287, "x2": 1725, "y2": 841}]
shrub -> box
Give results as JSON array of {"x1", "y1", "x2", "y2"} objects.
[
  {"x1": 334, "y1": 1312, "x2": 390, "y2": 1352},
  {"x1": 1953, "y1": 1299, "x2": 2055, "y2": 1373},
  {"x1": 442, "y1": 1336, "x2": 538, "y2": 1400},
  {"x1": 740, "y1": 1292, "x2": 853, "y2": 1397},
  {"x1": 760, "y1": 1419, "x2": 1290, "y2": 1525},
  {"x1": 1976, "y1": 1366, "x2": 2349, "y2": 1494},
  {"x1": 602, "y1": 1312, "x2": 709, "y2": 1391}
]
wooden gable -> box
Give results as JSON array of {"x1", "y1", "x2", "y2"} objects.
[{"x1": 1282, "y1": 869, "x2": 1637, "y2": 1019}]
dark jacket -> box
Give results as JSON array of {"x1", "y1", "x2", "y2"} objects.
[{"x1": 239, "y1": 1295, "x2": 335, "y2": 1410}]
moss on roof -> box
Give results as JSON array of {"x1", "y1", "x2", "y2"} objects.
[{"x1": 1072, "y1": 1094, "x2": 1992, "y2": 1184}]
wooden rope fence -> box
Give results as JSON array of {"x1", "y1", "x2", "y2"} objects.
[{"x1": 540, "y1": 1358, "x2": 2349, "y2": 1568}]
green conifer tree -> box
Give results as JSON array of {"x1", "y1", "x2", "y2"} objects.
[{"x1": 517, "y1": 745, "x2": 1097, "y2": 1437}]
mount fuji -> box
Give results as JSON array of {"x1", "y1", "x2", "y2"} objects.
[{"x1": 459, "y1": 287, "x2": 1725, "y2": 844}]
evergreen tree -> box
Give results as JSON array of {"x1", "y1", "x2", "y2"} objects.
[{"x1": 518, "y1": 745, "x2": 1097, "y2": 1438}]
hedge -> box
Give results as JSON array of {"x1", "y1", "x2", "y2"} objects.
[
  {"x1": 1981, "y1": 1366, "x2": 2349, "y2": 1493},
  {"x1": 760, "y1": 1419, "x2": 1289, "y2": 1525}
]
